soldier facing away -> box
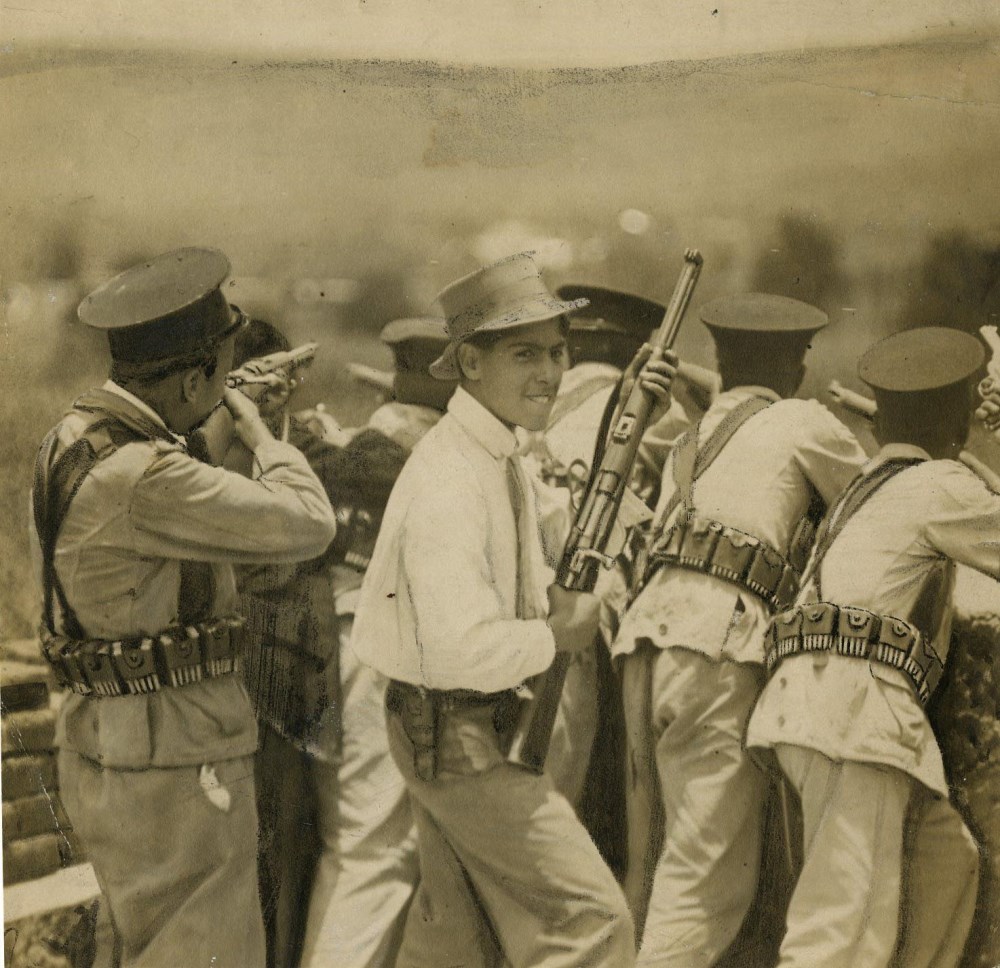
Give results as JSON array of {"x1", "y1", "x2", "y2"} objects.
[
  {"x1": 612, "y1": 293, "x2": 867, "y2": 965},
  {"x1": 29, "y1": 248, "x2": 337, "y2": 967},
  {"x1": 747, "y1": 326, "x2": 997, "y2": 967}
]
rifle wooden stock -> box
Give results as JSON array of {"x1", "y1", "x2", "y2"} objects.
[
  {"x1": 826, "y1": 380, "x2": 1000, "y2": 494},
  {"x1": 507, "y1": 249, "x2": 704, "y2": 773}
]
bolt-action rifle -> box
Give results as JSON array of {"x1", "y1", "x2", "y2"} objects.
[{"x1": 507, "y1": 249, "x2": 704, "y2": 773}]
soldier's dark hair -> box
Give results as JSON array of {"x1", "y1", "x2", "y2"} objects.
[
  {"x1": 712, "y1": 332, "x2": 811, "y2": 397},
  {"x1": 234, "y1": 318, "x2": 291, "y2": 368}
]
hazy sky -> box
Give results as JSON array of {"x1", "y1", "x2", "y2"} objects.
[{"x1": 3, "y1": 0, "x2": 999, "y2": 65}]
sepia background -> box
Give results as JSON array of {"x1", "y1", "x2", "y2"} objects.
[{"x1": 2, "y1": 1, "x2": 1000, "y2": 963}]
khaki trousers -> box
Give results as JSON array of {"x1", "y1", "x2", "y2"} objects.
[
  {"x1": 387, "y1": 701, "x2": 635, "y2": 968},
  {"x1": 59, "y1": 748, "x2": 265, "y2": 968},
  {"x1": 547, "y1": 643, "x2": 600, "y2": 808},
  {"x1": 300, "y1": 626, "x2": 419, "y2": 968},
  {"x1": 621, "y1": 645, "x2": 767, "y2": 967},
  {"x1": 775, "y1": 745, "x2": 979, "y2": 968}
]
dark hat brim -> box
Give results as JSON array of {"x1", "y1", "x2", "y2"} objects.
[
  {"x1": 859, "y1": 326, "x2": 985, "y2": 393},
  {"x1": 699, "y1": 293, "x2": 829, "y2": 334}
]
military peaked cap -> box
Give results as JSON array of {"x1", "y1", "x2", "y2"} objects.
[
  {"x1": 78, "y1": 247, "x2": 243, "y2": 364},
  {"x1": 699, "y1": 293, "x2": 828, "y2": 335},
  {"x1": 859, "y1": 326, "x2": 985, "y2": 393},
  {"x1": 555, "y1": 285, "x2": 665, "y2": 340}
]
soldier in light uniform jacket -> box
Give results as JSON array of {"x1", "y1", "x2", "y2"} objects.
[
  {"x1": 747, "y1": 326, "x2": 998, "y2": 968},
  {"x1": 612, "y1": 293, "x2": 867, "y2": 965},
  {"x1": 30, "y1": 249, "x2": 337, "y2": 968},
  {"x1": 352, "y1": 253, "x2": 676, "y2": 968}
]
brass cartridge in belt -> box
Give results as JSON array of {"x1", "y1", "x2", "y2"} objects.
[
  {"x1": 113, "y1": 638, "x2": 161, "y2": 695},
  {"x1": 710, "y1": 529, "x2": 758, "y2": 583},
  {"x1": 746, "y1": 544, "x2": 785, "y2": 603},
  {"x1": 799, "y1": 603, "x2": 838, "y2": 651},
  {"x1": 81, "y1": 642, "x2": 123, "y2": 697},
  {"x1": 874, "y1": 618, "x2": 916, "y2": 669},
  {"x1": 160, "y1": 627, "x2": 204, "y2": 687},
  {"x1": 679, "y1": 518, "x2": 722, "y2": 569},
  {"x1": 837, "y1": 607, "x2": 879, "y2": 658}
]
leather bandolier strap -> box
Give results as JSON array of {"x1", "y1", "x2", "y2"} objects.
[
  {"x1": 764, "y1": 457, "x2": 946, "y2": 705},
  {"x1": 32, "y1": 388, "x2": 235, "y2": 694},
  {"x1": 640, "y1": 395, "x2": 818, "y2": 609}
]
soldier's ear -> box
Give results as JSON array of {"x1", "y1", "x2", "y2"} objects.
[
  {"x1": 179, "y1": 366, "x2": 202, "y2": 403},
  {"x1": 457, "y1": 342, "x2": 482, "y2": 382}
]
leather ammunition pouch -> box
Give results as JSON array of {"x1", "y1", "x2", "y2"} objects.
[
  {"x1": 645, "y1": 513, "x2": 801, "y2": 612},
  {"x1": 40, "y1": 615, "x2": 245, "y2": 698},
  {"x1": 764, "y1": 601, "x2": 944, "y2": 705},
  {"x1": 386, "y1": 679, "x2": 519, "y2": 781}
]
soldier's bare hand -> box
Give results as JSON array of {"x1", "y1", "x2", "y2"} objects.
[
  {"x1": 546, "y1": 585, "x2": 600, "y2": 653},
  {"x1": 224, "y1": 387, "x2": 273, "y2": 450},
  {"x1": 638, "y1": 349, "x2": 678, "y2": 407},
  {"x1": 975, "y1": 382, "x2": 1000, "y2": 433}
]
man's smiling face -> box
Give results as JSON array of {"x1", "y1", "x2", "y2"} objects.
[{"x1": 458, "y1": 317, "x2": 569, "y2": 431}]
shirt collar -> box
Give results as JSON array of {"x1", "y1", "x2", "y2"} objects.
[
  {"x1": 447, "y1": 386, "x2": 518, "y2": 460},
  {"x1": 865, "y1": 442, "x2": 932, "y2": 472},
  {"x1": 721, "y1": 385, "x2": 783, "y2": 404},
  {"x1": 102, "y1": 380, "x2": 179, "y2": 439}
]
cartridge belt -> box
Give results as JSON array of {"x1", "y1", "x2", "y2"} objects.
[
  {"x1": 40, "y1": 615, "x2": 245, "y2": 698},
  {"x1": 764, "y1": 601, "x2": 943, "y2": 706},
  {"x1": 645, "y1": 513, "x2": 801, "y2": 612}
]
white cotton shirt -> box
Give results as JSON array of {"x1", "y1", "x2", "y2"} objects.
[
  {"x1": 351, "y1": 386, "x2": 563, "y2": 692},
  {"x1": 747, "y1": 445, "x2": 1000, "y2": 795},
  {"x1": 613, "y1": 387, "x2": 867, "y2": 665}
]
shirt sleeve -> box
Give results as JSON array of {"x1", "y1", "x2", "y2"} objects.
[
  {"x1": 794, "y1": 402, "x2": 869, "y2": 505},
  {"x1": 129, "y1": 438, "x2": 337, "y2": 564},
  {"x1": 634, "y1": 399, "x2": 692, "y2": 488},
  {"x1": 401, "y1": 474, "x2": 556, "y2": 692},
  {"x1": 924, "y1": 464, "x2": 1000, "y2": 580}
]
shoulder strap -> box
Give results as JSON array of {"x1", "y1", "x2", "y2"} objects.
[
  {"x1": 655, "y1": 395, "x2": 774, "y2": 530},
  {"x1": 32, "y1": 391, "x2": 171, "y2": 637},
  {"x1": 547, "y1": 375, "x2": 618, "y2": 431},
  {"x1": 805, "y1": 457, "x2": 925, "y2": 597}
]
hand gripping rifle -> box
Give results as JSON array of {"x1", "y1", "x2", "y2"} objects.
[
  {"x1": 189, "y1": 342, "x2": 319, "y2": 465},
  {"x1": 827, "y1": 378, "x2": 1000, "y2": 493},
  {"x1": 507, "y1": 249, "x2": 704, "y2": 773}
]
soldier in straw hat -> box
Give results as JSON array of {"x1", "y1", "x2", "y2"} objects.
[
  {"x1": 352, "y1": 251, "x2": 676, "y2": 967},
  {"x1": 31, "y1": 248, "x2": 337, "y2": 967},
  {"x1": 747, "y1": 326, "x2": 998, "y2": 967}
]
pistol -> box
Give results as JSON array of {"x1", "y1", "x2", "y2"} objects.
[{"x1": 189, "y1": 342, "x2": 319, "y2": 465}]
